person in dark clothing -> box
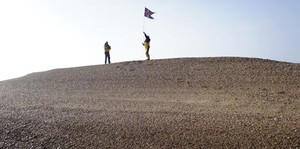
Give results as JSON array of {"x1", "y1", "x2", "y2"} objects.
[
  {"x1": 104, "y1": 41, "x2": 111, "y2": 64},
  {"x1": 142, "y1": 32, "x2": 151, "y2": 60}
]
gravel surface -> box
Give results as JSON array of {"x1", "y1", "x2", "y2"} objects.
[{"x1": 0, "y1": 57, "x2": 299, "y2": 148}]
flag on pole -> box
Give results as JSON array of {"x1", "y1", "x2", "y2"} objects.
[{"x1": 144, "y1": 7, "x2": 155, "y2": 19}]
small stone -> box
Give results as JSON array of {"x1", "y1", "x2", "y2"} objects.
[{"x1": 0, "y1": 142, "x2": 4, "y2": 148}]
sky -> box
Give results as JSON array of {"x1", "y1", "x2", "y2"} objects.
[{"x1": 0, "y1": 0, "x2": 299, "y2": 81}]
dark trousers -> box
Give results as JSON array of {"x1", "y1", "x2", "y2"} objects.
[
  {"x1": 105, "y1": 52, "x2": 111, "y2": 64},
  {"x1": 145, "y1": 46, "x2": 150, "y2": 60}
]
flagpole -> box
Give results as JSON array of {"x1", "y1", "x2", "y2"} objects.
[{"x1": 143, "y1": 7, "x2": 145, "y2": 32}]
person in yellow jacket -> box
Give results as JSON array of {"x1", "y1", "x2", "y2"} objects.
[
  {"x1": 104, "y1": 41, "x2": 111, "y2": 64},
  {"x1": 142, "y1": 32, "x2": 151, "y2": 60}
]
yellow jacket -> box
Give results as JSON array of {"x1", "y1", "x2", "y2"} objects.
[
  {"x1": 143, "y1": 41, "x2": 150, "y2": 49},
  {"x1": 104, "y1": 44, "x2": 111, "y2": 52}
]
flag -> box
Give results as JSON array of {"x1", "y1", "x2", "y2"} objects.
[{"x1": 144, "y1": 7, "x2": 155, "y2": 19}]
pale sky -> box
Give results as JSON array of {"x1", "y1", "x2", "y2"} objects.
[{"x1": 0, "y1": 0, "x2": 299, "y2": 81}]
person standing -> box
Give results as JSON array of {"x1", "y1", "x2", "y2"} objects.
[
  {"x1": 142, "y1": 32, "x2": 151, "y2": 60},
  {"x1": 104, "y1": 41, "x2": 111, "y2": 64}
]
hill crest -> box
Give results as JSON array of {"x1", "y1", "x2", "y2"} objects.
[{"x1": 0, "y1": 57, "x2": 299, "y2": 148}]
